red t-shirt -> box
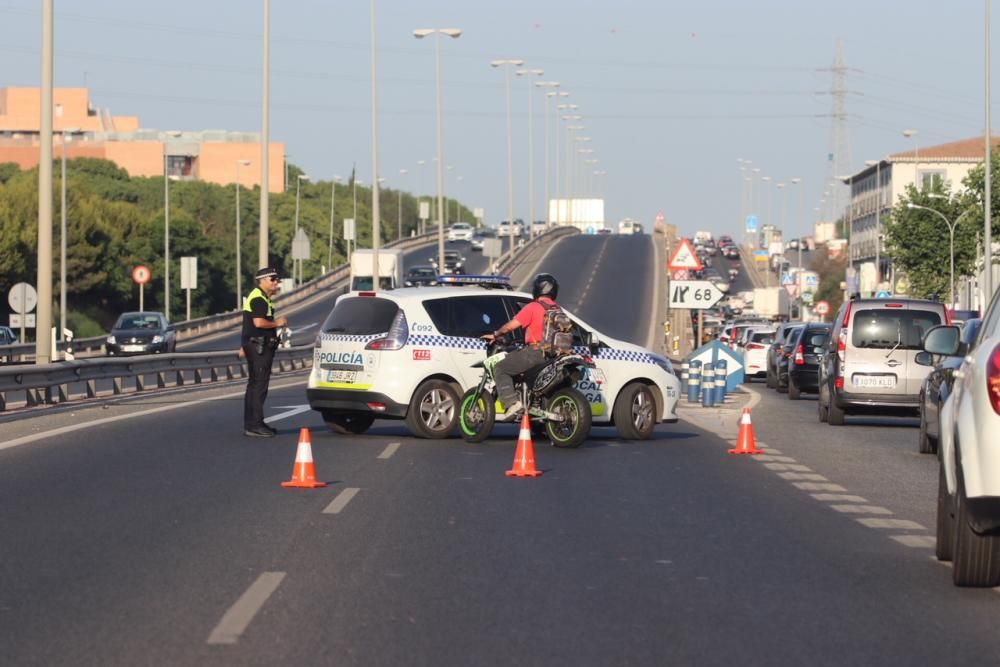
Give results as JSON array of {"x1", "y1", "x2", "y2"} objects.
[{"x1": 514, "y1": 297, "x2": 556, "y2": 344}]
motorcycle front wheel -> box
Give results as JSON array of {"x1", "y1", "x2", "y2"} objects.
[
  {"x1": 458, "y1": 388, "x2": 495, "y2": 443},
  {"x1": 545, "y1": 387, "x2": 592, "y2": 448}
]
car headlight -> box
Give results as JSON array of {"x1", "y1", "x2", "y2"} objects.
[
  {"x1": 106, "y1": 335, "x2": 116, "y2": 344},
  {"x1": 404, "y1": 280, "x2": 413, "y2": 287},
  {"x1": 651, "y1": 354, "x2": 675, "y2": 376},
  {"x1": 152, "y1": 335, "x2": 164, "y2": 343}
]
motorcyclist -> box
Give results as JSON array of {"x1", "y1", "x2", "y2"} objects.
[{"x1": 482, "y1": 273, "x2": 561, "y2": 418}]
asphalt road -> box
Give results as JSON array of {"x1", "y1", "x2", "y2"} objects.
[{"x1": 3, "y1": 232, "x2": 999, "y2": 665}]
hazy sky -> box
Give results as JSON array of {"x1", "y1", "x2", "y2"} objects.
[{"x1": 0, "y1": 1, "x2": 993, "y2": 242}]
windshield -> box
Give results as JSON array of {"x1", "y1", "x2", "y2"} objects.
[
  {"x1": 851, "y1": 309, "x2": 942, "y2": 350},
  {"x1": 114, "y1": 314, "x2": 162, "y2": 330}
]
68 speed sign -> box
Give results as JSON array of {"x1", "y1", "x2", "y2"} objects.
[{"x1": 668, "y1": 280, "x2": 725, "y2": 310}]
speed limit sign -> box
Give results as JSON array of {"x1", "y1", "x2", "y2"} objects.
[
  {"x1": 815, "y1": 300, "x2": 830, "y2": 316},
  {"x1": 132, "y1": 265, "x2": 151, "y2": 285}
]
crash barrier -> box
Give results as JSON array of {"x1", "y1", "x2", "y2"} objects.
[
  {"x1": 714, "y1": 359, "x2": 728, "y2": 404},
  {"x1": 0, "y1": 231, "x2": 440, "y2": 363},
  {"x1": 680, "y1": 360, "x2": 689, "y2": 393},
  {"x1": 687, "y1": 360, "x2": 702, "y2": 403},
  {"x1": 701, "y1": 363, "x2": 715, "y2": 407},
  {"x1": 0, "y1": 345, "x2": 314, "y2": 412}
]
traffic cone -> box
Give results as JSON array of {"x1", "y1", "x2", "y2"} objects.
[
  {"x1": 728, "y1": 408, "x2": 763, "y2": 455},
  {"x1": 506, "y1": 414, "x2": 543, "y2": 477},
  {"x1": 282, "y1": 428, "x2": 328, "y2": 488}
]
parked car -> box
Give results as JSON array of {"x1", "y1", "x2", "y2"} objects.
[
  {"x1": 775, "y1": 325, "x2": 805, "y2": 393},
  {"x1": 926, "y1": 287, "x2": 1000, "y2": 587},
  {"x1": 818, "y1": 297, "x2": 947, "y2": 425},
  {"x1": 785, "y1": 323, "x2": 832, "y2": 400},
  {"x1": 915, "y1": 318, "x2": 981, "y2": 455},
  {"x1": 404, "y1": 266, "x2": 439, "y2": 287},
  {"x1": 446, "y1": 222, "x2": 474, "y2": 242},
  {"x1": 306, "y1": 277, "x2": 681, "y2": 440},
  {"x1": 743, "y1": 328, "x2": 776, "y2": 381},
  {"x1": 105, "y1": 311, "x2": 176, "y2": 356}
]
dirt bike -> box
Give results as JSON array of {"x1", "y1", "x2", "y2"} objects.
[{"x1": 458, "y1": 334, "x2": 596, "y2": 448}]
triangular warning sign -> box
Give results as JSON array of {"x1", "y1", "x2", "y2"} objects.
[{"x1": 668, "y1": 238, "x2": 703, "y2": 271}]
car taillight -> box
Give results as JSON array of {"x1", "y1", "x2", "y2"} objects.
[
  {"x1": 837, "y1": 329, "x2": 847, "y2": 366},
  {"x1": 794, "y1": 344, "x2": 805, "y2": 365},
  {"x1": 988, "y1": 343, "x2": 1000, "y2": 415},
  {"x1": 841, "y1": 301, "x2": 853, "y2": 328},
  {"x1": 747, "y1": 343, "x2": 765, "y2": 350},
  {"x1": 365, "y1": 310, "x2": 409, "y2": 351},
  {"x1": 834, "y1": 377, "x2": 844, "y2": 389}
]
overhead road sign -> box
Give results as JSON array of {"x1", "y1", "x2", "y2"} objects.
[
  {"x1": 668, "y1": 238, "x2": 703, "y2": 271},
  {"x1": 669, "y1": 280, "x2": 725, "y2": 310},
  {"x1": 745, "y1": 214, "x2": 758, "y2": 232}
]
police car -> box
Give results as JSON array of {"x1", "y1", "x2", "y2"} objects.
[{"x1": 306, "y1": 276, "x2": 680, "y2": 439}]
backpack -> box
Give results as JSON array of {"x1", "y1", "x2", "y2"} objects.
[{"x1": 539, "y1": 301, "x2": 574, "y2": 356}]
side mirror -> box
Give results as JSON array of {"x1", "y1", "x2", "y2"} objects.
[
  {"x1": 914, "y1": 351, "x2": 934, "y2": 367},
  {"x1": 922, "y1": 325, "x2": 961, "y2": 356},
  {"x1": 586, "y1": 331, "x2": 601, "y2": 353}
]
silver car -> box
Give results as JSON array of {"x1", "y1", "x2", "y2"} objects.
[{"x1": 818, "y1": 297, "x2": 947, "y2": 425}]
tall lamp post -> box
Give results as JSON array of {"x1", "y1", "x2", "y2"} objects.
[
  {"x1": 162, "y1": 130, "x2": 182, "y2": 321},
  {"x1": 294, "y1": 173, "x2": 309, "y2": 285},
  {"x1": 59, "y1": 126, "x2": 79, "y2": 342},
  {"x1": 414, "y1": 27, "x2": 462, "y2": 274},
  {"x1": 259, "y1": 0, "x2": 271, "y2": 269},
  {"x1": 516, "y1": 68, "x2": 544, "y2": 238},
  {"x1": 908, "y1": 202, "x2": 973, "y2": 308},
  {"x1": 537, "y1": 82, "x2": 560, "y2": 226},
  {"x1": 491, "y1": 58, "x2": 525, "y2": 253},
  {"x1": 234, "y1": 159, "x2": 251, "y2": 309},
  {"x1": 398, "y1": 168, "x2": 408, "y2": 240},
  {"x1": 328, "y1": 174, "x2": 341, "y2": 270}
]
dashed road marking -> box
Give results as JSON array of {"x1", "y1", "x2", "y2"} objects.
[
  {"x1": 811, "y1": 493, "x2": 869, "y2": 503},
  {"x1": 892, "y1": 535, "x2": 936, "y2": 548},
  {"x1": 793, "y1": 482, "x2": 847, "y2": 492},
  {"x1": 763, "y1": 463, "x2": 813, "y2": 472},
  {"x1": 778, "y1": 472, "x2": 828, "y2": 481},
  {"x1": 830, "y1": 504, "x2": 893, "y2": 515},
  {"x1": 856, "y1": 518, "x2": 925, "y2": 530},
  {"x1": 756, "y1": 455, "x2": 798, "y2": 463},
  {"x1": 207, "y1": 572, "x2": 286, "y2": 645},
  {"x1": 377, "y1": 442, "x2": 401, "y2": 459},
  {"x1": 323, "y1": 487, "x2": 360, "y2": 514}
]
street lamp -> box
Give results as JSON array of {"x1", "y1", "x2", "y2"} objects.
[
  {"x1": 415, "y1": 27, "x2": 462, "y2": 274},
  {"x1": 59, "y1": 125, "x2": 80, "y2": 342},
  {"x1": 491, "y1": 58, "x2": 525, "y2": 252},
  {"x1": 398, "y1": 168, "x2": 408, "y2": 240},
  {"x1": 516, "y1": 68, "x2": 544, "y2": 238},
  {"x1": 163, "y1": 129, "x2": 182, "y2": 321},
  {"x1": 235, "y1": 159, "x2": 252, "y2": 309},
  {"x1": 537, "y1": 82, "x2": 560, "y2": 226},
  {"x1": 329, "y1": 174, "x2": 342, "y2": 270},
  {"x1": 294, "y1": 173, "x2": 309, "y2": 285},
  {"x1": 908, "y1": 201, "x2": 973, "y2": 307},
  {"x1": 903, "y1": 128, "x2": 919, "y2": 164}
]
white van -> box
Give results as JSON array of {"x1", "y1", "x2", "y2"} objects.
[{"x1": 349, "y1": 249, "x2": 403, "y2": 291}]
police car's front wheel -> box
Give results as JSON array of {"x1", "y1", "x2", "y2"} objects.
[
  {"x1": 406, "y1": 380, "x2": 460, "y2": 439},
  {"x1": 614, "y1": 382, "x2": 657, "y2": 440}
]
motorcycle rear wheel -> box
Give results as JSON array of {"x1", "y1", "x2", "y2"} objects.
[
  {"x1": 546, "y1": 387, "x2": 592, "y2": 448},
  {"x1": 459, "y1": 388, "x2": 495, "y2": 443}
]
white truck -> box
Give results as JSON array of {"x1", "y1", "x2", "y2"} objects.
[
  {"x1": 752, "y1": 287, "x2": 789, "y2": 318},
  {"x1": 349, "y1": 249, "x2": 404, "y2": 291},
  {"x1": 694, "y1": 230, "x2": 713, "y2": 244}
]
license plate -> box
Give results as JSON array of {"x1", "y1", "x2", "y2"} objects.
[
  {"x1": 589, "y1": 368, "x2": 607, "y2": 385},
  {"x1": 326, "y1": 370, "x2": 357, "y2": 383},
  {"x1": 852, "y1": 375, "x2": 896, "y2": 388},
  {"x1": 122, "y1": 344, "x2": 144, "y2": 352}
]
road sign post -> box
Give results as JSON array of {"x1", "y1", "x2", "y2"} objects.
[
  {"x1": 132, "y1": 265, "x2": 151, "y2": 311},
  {"x1": 180, "y1": 257, "x2": 198, "y2": 321},
  {"x1": 8, "y1": 282, "x2": 38, "y2": 344}
]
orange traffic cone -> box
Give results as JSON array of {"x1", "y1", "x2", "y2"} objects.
[
  {"x1": 282, "y1": 428, "x2": 328, "y2": 488},
  {"x1": 728, "y1": 407, "x2": 763, "y2": 455},
  {"x1": 506, "y1": 414, "x2": 543, "y2": 477}
]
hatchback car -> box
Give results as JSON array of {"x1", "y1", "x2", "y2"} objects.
[
  {"x1": 766, "y1": 322, "x2": 802, "y2": 388},
  {"x1": 785, "y1": 323, "x2": 831, "y2": 399},
  {"x1": 775, "y1": 325, "x2": 804, "y2": 393},
  {"x1": 742, "y1": 328, "x2": 776, "y2": 381},
  {"x1": 818, "y1": 298, "x2": 947, "y2": 425},
  {"x1": 404, "y1": 266, "x2": 439, "y2": 287},
  {"x1": 105, "y1": 311, "x2": 176, "y2": 355},
  {"x1": 927, "y1": 288, "x2": 1000, "y2": 587},
  {"x1": 306, "y1": 278, "x2": 681, "y2": 441},
  {"x1": 915, "y1": 318, "x2": 981, "y2": 455}
]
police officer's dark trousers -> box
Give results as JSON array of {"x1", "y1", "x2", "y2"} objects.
[
  {"x1": 243, "y1": 341, "x2": 276, "y2": 429},
  {"x1": 494, "y1": 346, "x2": 546, "y2": 408}
]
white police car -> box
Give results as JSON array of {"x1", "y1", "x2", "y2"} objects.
[{"x1": 307, "y1": 276, "x2": 680, "y2": 439}]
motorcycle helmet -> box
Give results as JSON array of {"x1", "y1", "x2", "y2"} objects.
[{"x1": 532, "y1": 273, "x2": 559, "y2": 300}]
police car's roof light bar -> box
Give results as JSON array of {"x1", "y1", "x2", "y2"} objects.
[{"x1": 435, "y1": 275, "x2": 512, "y2": 289}]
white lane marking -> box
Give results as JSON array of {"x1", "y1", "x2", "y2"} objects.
[
  {"x1": 892, "y1": 535, "x2": 936, "y2": 548},
  {"x1": 763, "y1": 463, "x2": 812, "y2": 472},
  {"x1": 378, "y1": 442, "x2": 401, "y2": 459},
  {"x1": 761, "y1": 447, "x2": 782, "y2": 455},
  {"x1": 0, "y1": 378, "x2": 305, "y2": 452},
  {"x1": 755, "y1": 455, "x2": 798, "y2": 463},
  {"x1": 323, "y1": 487, "x2": 360, "y2": 514},
  {"x1": 793, "y1": 482, "x2": 847, "y2": 492},
  {"x1": 830, "y1": 505, "x2": 893, "y2": 515},
  {"x1": 856, "y1": 518, "x2": 926, "y2": 530},
  {"x1": 206, "y1": 572, "x2": 286, "y2": 645},
  {"x1": 778, "y1": 472, "x2": 828, "y2": 481},
  {"x1": 265, "y1": 404, "x2": 312, "y2": 424},
  {"x1": 811, "y1": 493, "x2": 869, "y2": 503}
]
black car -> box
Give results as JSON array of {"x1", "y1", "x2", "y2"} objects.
[
  {"x1": 105, "y1": 311, "x2": 176, "y2": 356},
  {"x1": 915, "y1": 318, "x2": 982, "y2": 454},
  {"x1": 404, "y1": 266, "x2": 438, "y2": 287},
  {"x1": 429, "y1": 250, "x2": 465, "y2": 274},
  {"x1": 785, "y1": 323, "x2": 832, "y2": 400},
  {"x1": 766, "y1": 322, "x2": 802, "y2": 388},
  {"x1": 775, "y1": 325, "x2": 804, "y2": 394}
]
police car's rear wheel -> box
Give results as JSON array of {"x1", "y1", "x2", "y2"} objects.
[
  {"x1": 322, "y1": 411, "x2": 375, "y2": 435},
  {"x1": 459, "y1": 388, "x2": 494, "y2": 443},
  {"x1": 546, "y1": 387, "x2": 591, "y2": 448},
  {"x1": 615, "y1": 382, "x2": 656, "y2": 440},
  {"x1": 406, "y1": 380, "x2": 459, "y2": 438}
]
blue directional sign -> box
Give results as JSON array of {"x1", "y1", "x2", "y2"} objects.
[
  {"x1": 745, "y1": 214, "x2": 758, "y2": 232},
  {"x1": 781, "y1": 273, "x2": 794, "y2": 286},
  {"x1": 875, "y1": 290, "x2": 891, "y2": 299},
  {"x1": 805, "y1": 274, "x2": 819, "y2": 287}
]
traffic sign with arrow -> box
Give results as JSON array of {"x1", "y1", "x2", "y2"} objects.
[{"x1": 669, "y1": 280, "x2": 725, "y2": 310}]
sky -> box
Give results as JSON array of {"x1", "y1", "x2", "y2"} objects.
[{"x1": 0, "y1": 0, "x2": 994, "y2": 242}]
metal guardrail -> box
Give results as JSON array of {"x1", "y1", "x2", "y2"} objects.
[
  {"x1": 0, "y1": 345, "x2": 314, "y2": 412},
  {"x1": 0, "y1": 232, "x2": 438, "y2": 363}
]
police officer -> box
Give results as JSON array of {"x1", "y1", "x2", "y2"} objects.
[{"x1": 242, "y1": 267, "x2": 287, "y2": 437}]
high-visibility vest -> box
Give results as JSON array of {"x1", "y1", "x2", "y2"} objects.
[{"x1": 243, "y1": 287, "x2": 274, "y2": 317}]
